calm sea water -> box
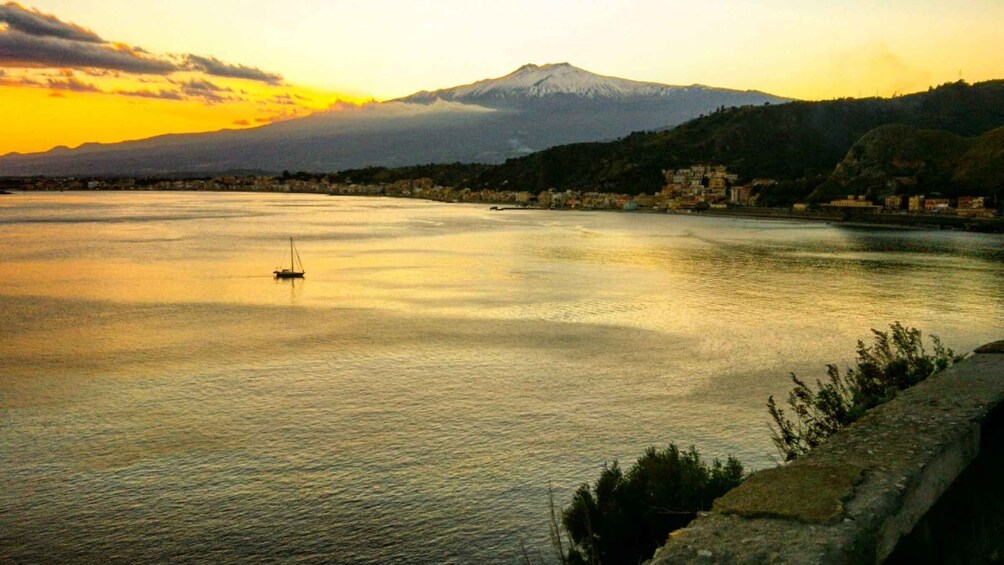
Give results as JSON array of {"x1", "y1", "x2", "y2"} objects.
[{"x1": 2, "y1": 192, "x2": 1003, "y2": 564}]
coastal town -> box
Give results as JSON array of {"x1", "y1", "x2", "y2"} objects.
[{"x1": 2, "y1": 163, "x2": 998, "y2": 223}]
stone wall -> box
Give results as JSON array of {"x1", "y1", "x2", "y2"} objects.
[{"x1": 648, "y1": 341, "x2": 1004, "y2": 564}]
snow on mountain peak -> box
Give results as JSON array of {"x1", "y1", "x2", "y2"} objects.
[{"x1": 401, "y1": 63, "x2": 695, "y2": 103}]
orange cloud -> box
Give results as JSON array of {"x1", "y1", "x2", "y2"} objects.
[{"x1": 111, "y1": 42, "x2": 141, "y2": 56}]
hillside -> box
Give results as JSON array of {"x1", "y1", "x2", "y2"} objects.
[
  {"x1": 470, "y1": 80, "x2": 1004, "y2": 195},
  {"x1": 812, "y1": 125, "x2": 1004, "y2": 202}
]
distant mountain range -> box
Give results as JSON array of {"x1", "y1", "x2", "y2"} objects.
[{"x1": 0, "y1": 63, "x2": 788, "y2": 177}]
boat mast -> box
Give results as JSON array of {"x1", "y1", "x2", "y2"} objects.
[{"x1": 290, "y1": 237, "x2": 294, "y2": 272}]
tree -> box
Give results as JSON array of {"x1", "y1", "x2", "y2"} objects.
[
  {"x1": 561, "y1": 445, "x2": 745, "y2": 565},
  {"x1": 767, "y1": 322, "x2": 962, "y2": 461}
]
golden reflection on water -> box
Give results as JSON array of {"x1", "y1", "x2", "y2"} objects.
[{"x1": 1, "y1": 192, "x2": 1003, "y2": 563}]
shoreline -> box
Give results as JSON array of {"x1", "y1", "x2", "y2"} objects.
[
  {"x1": 489, "y1": 201, "x2": 1004, "y2": 233},
  {"x1": 8, "y1": 187, "x2": 1004, "y2": 233}
]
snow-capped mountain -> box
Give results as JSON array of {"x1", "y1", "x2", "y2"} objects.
[
  {"x1": 401, "y1": 62, "x2": 701, "y2": 102},
  {"x1": 0, "y1": 63, "x2": 790, "y2": 176},
  {"x1": 398, "y1": 62, "x2": 763, "y2": 105}
]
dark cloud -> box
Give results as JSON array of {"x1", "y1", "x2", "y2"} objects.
[
  {"x1": 83, "y1": 68, "x2": 120, "y2": 78},
  {"x1": 188, "y1": 90, "x2": 224, "y2": 103},
  {"x1": 185, "y1": 54, "x2": 282, "y2": 85},
  {"x1": 0, "y1": 2, "x2": 102, "y2": 43},
  {"x1": 178, "y1": 78, "x2": 233, "y2": 103},
  {"x1": 179, "y1": 77, "x2": 231, "y2": 93},
  {"x1": 253, "y1": 113, "x2": 298, "y2": 124},
  {"x1": 47, "y1": 76, "x2": 100, "y2": 92},
  {"x1": 117, "y1": 88, "x2": 184, "y2": 100},
  {"x1": 0, "y1": 4, "x2": 288, "y2": 98},
  {"x1": 0, "y1": 29, "x2": 177, "y2": 73}
]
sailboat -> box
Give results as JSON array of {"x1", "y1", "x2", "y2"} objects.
[{"x1": 273, "y1": 237, "x2": 305, "y2": 279}]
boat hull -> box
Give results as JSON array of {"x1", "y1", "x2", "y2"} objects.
[{"x1": 274, "y1": 271, "x2": 305, "y2": 279}]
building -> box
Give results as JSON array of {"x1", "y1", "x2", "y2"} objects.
[
  {"x1": 821, "y1": 196, "x2": 882, "y2": 214},
  {"x1": 634, "y1": 194, "x2": 658, "y2": 208},
  {"x1": 730, "y1": 185, "x2": 753, "y2": 205},
  {"x1": 957, "y1": 196, "x2": 985, "y2": 210},
  {"x1": 661, "y1": 163, "x2": 740, "y2": 207},
  {"x1": 908, "y1": 195, "x2": 925, "y2": 212},
  {"x1": 924, "y1": 198, "x2": 951, "y2": 212},
  {"x1": 884, "y1": 195, "x2": 905, "y2": 211},
  {"x1": 956, "y1": 196, "x2": 995, "y2": 217}
]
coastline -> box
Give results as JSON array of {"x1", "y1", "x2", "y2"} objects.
[
  {"x1": 463, "y1": 199, "x2": 1004, "y2": 234},
  {"x1": 6, "y1": 186, "x2": 1004, "y2": 233}
]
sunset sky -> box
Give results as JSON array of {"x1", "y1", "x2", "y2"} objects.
[{"x1": 2, "y1": 0, "x2": 1003, "y2": 155}]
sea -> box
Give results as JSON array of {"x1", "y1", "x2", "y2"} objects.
[{"x1": 2, "y1": 191, "x2": 1002, "y2": 563}]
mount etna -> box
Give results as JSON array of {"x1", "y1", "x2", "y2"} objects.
[{"x1": 0, "y1": 63, "x2": 787, "y2": 176}]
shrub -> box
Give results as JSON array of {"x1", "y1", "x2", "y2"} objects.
[
  {"x1": 767, "y1": 322, "x2": 961, "y2": 461},
  {"x1": 560, "y1": 444, "x2": 745, "y2": 565}
]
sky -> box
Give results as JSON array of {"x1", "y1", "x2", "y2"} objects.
[{"x1": 2, "y1": 0, "x2": 1003, "y2": 155}]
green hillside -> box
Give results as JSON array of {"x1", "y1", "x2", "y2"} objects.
[
  {"x1": 476, "y1": 80, "x2": 1004, "y2": 195},
  {"x1": 812, "y1": 125, "x2": 1004, "y2": 202},
  {"x1": 954, "y1": 127, "x2": 1004, "y2": 193}
]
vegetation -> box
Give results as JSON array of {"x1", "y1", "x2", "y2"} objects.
[
  {"x1": 541, "y1": 324, "x2": 963, "y2": 564},
  {"x1": 767, "y1": 323, "x2": 962, "y2": 462},
  {"x1": 810, "y1": 125, "x2": 1004, "y2": 204},
  {"x1": 327, "y1": 162, "x2": 494, "y2": 188},
  {"x1": 555, "y1": 445, "x2": 745, "y2": 565},
  {"x1": 756, "y1": 175, "x2": 828, "y2": 208}
]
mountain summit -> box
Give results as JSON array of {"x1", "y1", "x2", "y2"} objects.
[
  {"x1": 0, "y1": 63, "x2": 789, "y2": 176},
  {"x1": 399, "y1": 62, "x2": 733, "y2": 104}
]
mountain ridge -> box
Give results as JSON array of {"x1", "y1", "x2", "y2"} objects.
[{"x1": 0, "y1": 63, "x2": 789, "y2": 175}]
